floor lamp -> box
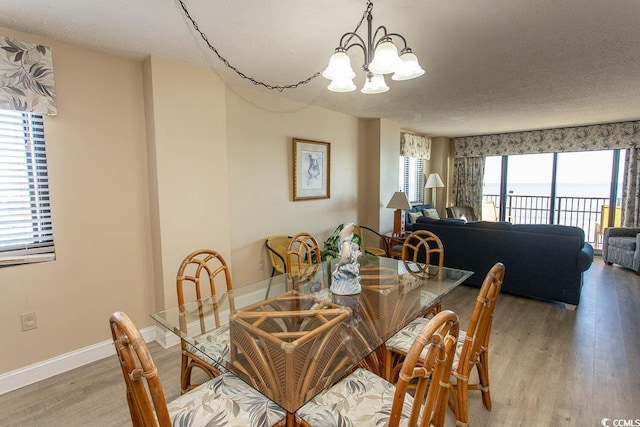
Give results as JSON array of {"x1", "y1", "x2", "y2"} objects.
[
  {"x1": 425, "y1": 173, "x2": 444, "y2": 213},
  {"x1": 386, "y1": 191, "x2": 411, "y2": 236}
]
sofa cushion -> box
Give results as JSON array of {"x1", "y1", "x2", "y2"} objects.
[
  {"x1": 422, "y1": 208, "x2": 440, "y2": 219},
  {"x1": 404, "y1": 204, "x2": 432, "y2": 226},
  {"x1": 465, "y1": 221, "x2": 512, "y2": 231},
  {"x1": 608, "y1": 236, "x2": 637, "y2": 251},
  {"x1": 408, "y1": 211, "x2": 423, "y2": 223},
  {"x1": 512, "y1": 224, "x2": 585, "y2": 242},
  {"x1": 416, "y1": 216, "x2": 466, "y2": 226}
]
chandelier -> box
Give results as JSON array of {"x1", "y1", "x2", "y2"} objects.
[{"x1": 323, "y1": 1, "x2": 425, "y2": 94}]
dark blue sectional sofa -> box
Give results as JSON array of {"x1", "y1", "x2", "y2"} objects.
[{"x1": 411, "y1": 217, "x2": 594, "y2": 308}]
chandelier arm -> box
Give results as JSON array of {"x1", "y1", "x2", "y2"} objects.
[
  {"x1": 371, "y1": 25, "x2": 389, "y2": 46},
  {"x1": 381, "y1": 32, "x2": 410, "y2": 51},
  {"x1": 338, "y1": 32, "x2": 369, "y2": 68}
]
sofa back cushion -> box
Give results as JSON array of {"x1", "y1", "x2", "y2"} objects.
[
  {"x1": 404, "y1": 204, "x2": 433, "y2": 225},
  {"x1": 416, "y1": 216, "x2": 466, "y2": 226},
  {"x1": 512, "y1": 224, "x2": 586, "y2": 244},
  {"x1": 465, "y1": 221, "x2": 513, "y2": 231}
]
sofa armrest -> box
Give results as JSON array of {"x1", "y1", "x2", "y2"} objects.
[
  {"x1": 604, "y1": 227, "x2": 640, "y2": 238},
  {"x1": 577, "y1": 242, "x2": 594, "y2": 272}
]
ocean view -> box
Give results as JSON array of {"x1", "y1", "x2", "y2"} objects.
[{"x1": 483, "y1": 182, "x2": 618, "y2": 198}]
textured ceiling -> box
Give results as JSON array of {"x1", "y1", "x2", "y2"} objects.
[{"x1": 1, "y1": 0, "x2": 639, "y2": 137}]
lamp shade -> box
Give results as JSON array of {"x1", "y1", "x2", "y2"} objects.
[
  {"x1": 391, "y1": 51, "x2": 425, "y2": 81},
  {"x1": 323, "y1": 50, "x2": 356, "y2": 81},
  {"x1": 368, "y1": 39, "x2": 402, "y2": 75},
  {"x1": 361, "y1": 73, "x2": 389, "y2": 94},
  {"x1": 328, "y1": 77, "x2": 357, "y2": 92},
  {"x1": 425, "y1": 173, "x2": 444, "y2": 189},
  {"x1": 386, "y1": 191, "x2": 411, "y2": 210}
]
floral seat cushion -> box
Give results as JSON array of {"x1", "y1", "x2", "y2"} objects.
[
  {"x1": 187, "y1": 324, "x2": 230, "y2": 372},
  {"x1": 296, "y1": 368, "x2": 414, "y2": 427},
  {"x1": 386, "y1": 316, "x2": 467, "y2": 365},
  {"x1": 168, "y1": 372, "x2": 286, "y2": 427}
]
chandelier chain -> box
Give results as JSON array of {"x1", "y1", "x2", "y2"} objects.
[{"x1": 177, "y1": 0, "x2": 372, "y2": 92}]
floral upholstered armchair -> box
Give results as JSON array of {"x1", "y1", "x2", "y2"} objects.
[{"x1": 602, "y1": 227, "x2": 640, "y2": 274}]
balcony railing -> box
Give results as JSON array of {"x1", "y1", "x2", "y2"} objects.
[{"x1": 483, "y1": 193, "x2": 614, "y2": 248}]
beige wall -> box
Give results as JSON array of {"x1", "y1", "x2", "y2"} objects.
[
  {"x1": 0, "y1": 28, "x2": 415, "y2": 377},
  {"x1": 142, "y1": 56, "x2": 231, "y2": 310},
  {"x1": 0, "y1": 28, "x2": 154, "y2": 372},
  {"x1": 225, "y1": 87, "x2": 361, "y2": 286}
]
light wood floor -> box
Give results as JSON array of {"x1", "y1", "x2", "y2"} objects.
[{"x1": 0, "y1": 258, "x2": 638, "y2": 426}]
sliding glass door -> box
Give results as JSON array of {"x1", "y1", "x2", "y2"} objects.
[{"x1": 482, "y1": 149, "x2": 624, "y2": 247}]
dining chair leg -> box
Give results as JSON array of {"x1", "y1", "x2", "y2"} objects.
[
  {"x1": 453, "y1": 375, "x2": 469, "y2": 427},
  {"x1": 180, "y1": 352, "x2": 191, "y2": 394},
  {"x1": 477, "y1": 351, "x2": 492, "y2": 410}
]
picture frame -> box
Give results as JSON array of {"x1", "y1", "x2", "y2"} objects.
[{"x1": 292, "y1": 138, "x2": 331, "y2": 201}]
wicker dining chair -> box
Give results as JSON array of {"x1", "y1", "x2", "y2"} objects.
[
  {"x1": 109, "y1": 311, "x2": 286, "y2": 427},
  {"x1": 448, "y1": 262, "x2": 504, "y2": 426},
  {"x1": 353, "y1": 224, "x2": 388, "y2": 257},
  {"x1": 401, "y1": 229, "x2": 445, "y2": 273},
  {"x1": 296, "y1": 310, "x2": 460, "y2": 427},
  {"x1": 286, "y1": 232, "x2": 321, "y2": 276},
  {"x1": 401, "y1": 229, "x2": 446, "y2": 317},
  {"x1": 384, "y1": 263, "x2": 505, "y2": 426},
  {"x1": 265, "y1": 235, "x2": 292, "y2": 277},
  {"x1": 176, "y1": 249, "x2": 233, "y2": 393},
  {"x1": 382, "y1": 230, "x2": 445, "y2": 382}
]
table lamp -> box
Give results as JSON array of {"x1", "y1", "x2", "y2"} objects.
[
  {"x1": 386, "y1": 191, "x2": 411, "y2": 236},
  {"x1": 425, "y1": 173, "x2": 445, "y2": 211}
]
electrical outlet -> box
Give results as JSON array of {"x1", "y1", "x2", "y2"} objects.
[
  {"x1": 21, "y1": 312, "x2": 37, "y2": 331},
  {"x1": 258, "y1": 259, "x2": 264, "y2": 270}
]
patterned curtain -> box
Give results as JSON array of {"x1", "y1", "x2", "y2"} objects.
[
  {"x1": 453, "y1": 121, "x2": 640, "y2": 158},
  {"x1": 0, "y1": 36, "x2": 57, "y2": 115},
  {"x1": 622, "y1": 147, "x2": 640, "y2": 227},
  {"x1": 452, "y1": 156, "x2": 485, "y2": 219},
  {"x1": 400, "y1": 132, "x2": 431, "y2": 159}
]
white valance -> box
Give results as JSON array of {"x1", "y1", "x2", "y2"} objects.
[
  {"x1": 0, "y1": 36, "x2": 57, "y2": 115},
  {"x1": 453, "y1": 121, "x2": 640, "y2": 158},
  {"x1": 400, "y1": 132, "x2": 431, "y2": 159}
]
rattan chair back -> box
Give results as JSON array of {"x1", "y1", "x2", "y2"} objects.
[
  {"x1": 110, "y1": 311, "x2": 170, "y2": 427},
  {"x1": 176, "y1": 249, "x2": 233, "y2": 392},
  {"x1": 401, "y1": 230, "x2": 444, "y2": 275},
  {"x1": 266, "y1": 235, "x2": 291, "y2": 276},
  {"x1": 457, "y1": 262, "x2": 504, "y2": 376},
  {"x1": 390, "y1": 310, "x2": 459, "y2": 427},
  {"x1": 450, "y1": 262, "x2": 505, "y2": 425},
  {"x1": 286, "y1": 232, "x2": 321, "y2": 275},
  {"x1": 176, "y1": 249, "x2": 233, "y2": 308}
]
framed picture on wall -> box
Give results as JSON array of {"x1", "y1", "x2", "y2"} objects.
[{"x1": 293, "y1": 138, "x2": 330, "y2": 201}]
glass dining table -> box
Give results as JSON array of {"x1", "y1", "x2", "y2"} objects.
[{"x1": 151, "y1": 255, "x2": 472, "y2": 423}]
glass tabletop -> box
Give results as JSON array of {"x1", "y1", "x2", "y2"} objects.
[{"x1": 151, "y1": 256, "x2": 472, "y2": 413}]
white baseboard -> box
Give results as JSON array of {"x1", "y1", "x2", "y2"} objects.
[
  {"x1": 154, "y1": 325, "x2": 181, "y2": 349},
  {"x1": 0, "y1": 325, "x2": 157, "y2": 395}
]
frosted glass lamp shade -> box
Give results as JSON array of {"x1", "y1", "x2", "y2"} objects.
[
  {"x1": 323, "y1": 51, "x2": 356, "y2": 80},
  {"x1": 361, "y1": 73, "x2": 389, "y2": 94},
  {"x1": 368, "y1": 40, "x2": 402, "y2": 75},
  {"x1": 392, "y1": 51, "x2": 425, "y2": 81},
  {"x1": 328, "y1": 77, "x2": 357, "y2": 92}
]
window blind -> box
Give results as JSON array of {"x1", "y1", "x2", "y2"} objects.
[
  {"x1": 399, "y1": 156, "x2": 424, "y2": 204},
  {"x1": 0, "y1": 109, "x2": 55, "y2": 266}
]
